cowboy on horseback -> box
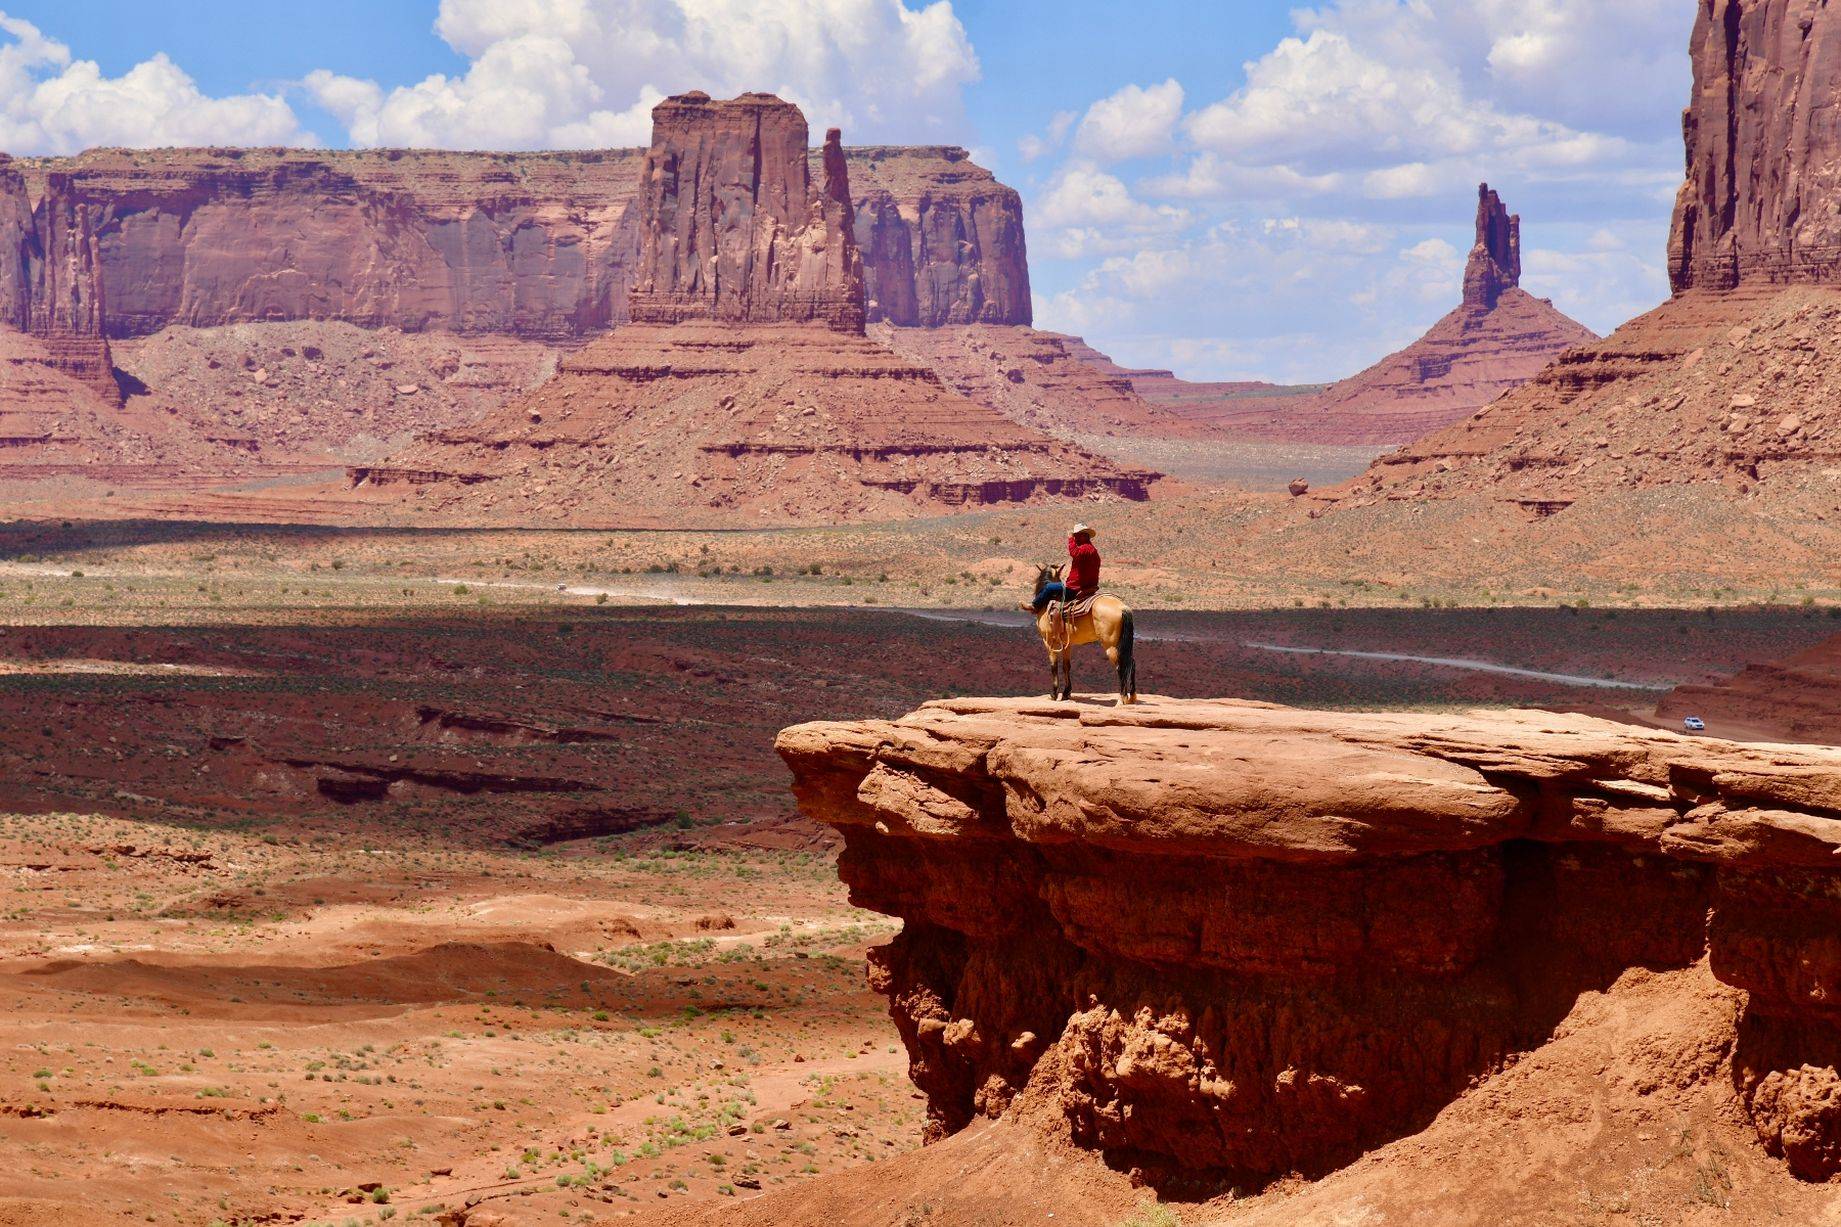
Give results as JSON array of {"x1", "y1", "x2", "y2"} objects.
[
  {"x1": 1030, "y1": 522, "x2": 1101, "y2": 612},
  {"x1": 1022, "y1": 522, "x2": 1137, "y2": 704}
]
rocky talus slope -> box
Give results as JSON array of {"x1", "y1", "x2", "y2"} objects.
[
  {"x1": 872, "y1": 324, "x2": 1193, "y2": 440},
  {"x1": 779, "y1": 696, "x2": 1841, "y2": 1187},
  {"x1": 361, "y1": 93, "x2": 1152, "y2": 525},
  {"x1": 360, "y1": 322, "x2": 1154, "y2": 523}
]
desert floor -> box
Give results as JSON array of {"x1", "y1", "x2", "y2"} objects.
[{"x1": 1, "y1": 518, "x2": 1838, "y2": 1224}]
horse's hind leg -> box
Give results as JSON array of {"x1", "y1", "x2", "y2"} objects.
[{"x1": 1105, "y1": 643, "x2": 1130, "y2": 704}]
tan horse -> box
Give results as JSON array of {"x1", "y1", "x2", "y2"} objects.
[{"x1": 1029, "y1": 564, "x2": 1137, "y2": 703}]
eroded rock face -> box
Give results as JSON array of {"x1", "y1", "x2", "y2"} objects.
[
  {"x1": 1463, "y1": 183, "x2": 1522, "y2": 310},
  {"x1": 1670, "y1": 0, "x2": 1841, "y2": 292},
  {"x1": 356, "y1": 94, "x2": 1154, "y2": 524},
  {"x1": 779, "y1": 696, "x2": 1841, "y2": 1184},
  {"x1": 1339, "y1": 6, "x2": 1841, "y2": 508},
  {"x1": 846, "y1": 146, "x2": 1031, "y2": 327},
  {"x1": 13, "y1": 143, "x2": 1029, "y2": 339},
  {"x1": 0, "y1": 157, "x2": 118, "y2": 405},
  {"x1": 628, "y1": 92, "x2": 864, "y2": 333}
]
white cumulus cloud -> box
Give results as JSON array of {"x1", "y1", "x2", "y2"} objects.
[
  {"x1": 0, "y1": 12, "x2": 312, "y2": 153},
  {"x1": 1074, "y1": 79, "x2": 1184, "y2": 162},
  {"x1": 310, "y1": 0, "x2": 981, "y2": 149}
]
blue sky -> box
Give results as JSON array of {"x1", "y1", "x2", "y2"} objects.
[{"x1": 0, "y1": 1, "x2": 1693, "y2": 384}]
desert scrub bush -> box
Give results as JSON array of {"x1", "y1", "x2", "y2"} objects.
[{"x1": 1116, "y1": 1206, "x2": 1181, "y2": 1227}]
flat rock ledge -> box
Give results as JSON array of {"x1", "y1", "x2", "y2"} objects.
[{"x1": 777, "y1": 695, "x2": 1841, "y2": 1185}]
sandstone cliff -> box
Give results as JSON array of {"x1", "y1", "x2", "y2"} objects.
[
  {"x1": 358, "y1": 95, "x2": 1151, "y2": 525},
  {"x1": 1670, "y1": 0, "x2": 1841, "y2": 292},
  {"x1": 628, "y1": 93, "x2": 863, "y2": 332},
  {"x1": 0, "y1": 156, "x2": 119, "y2": 405},
  {"x1": 845, "y1": 147, "x2": 1031, "y2": 327},
  {"x1": 780, "y1": 696, "x2": 1841, "y2": 1185},
  {"x1": 16, "y1": 143, "x2": 1029, "y2": 340}
]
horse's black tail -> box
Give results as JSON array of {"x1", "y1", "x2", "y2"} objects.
[{"x1": 1119, "y1": 609, "x2": 1136, "y2": 697}]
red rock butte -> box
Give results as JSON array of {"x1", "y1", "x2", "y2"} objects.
[
  {"x1": 626, "y1": 92, "x2": 864, "y2": 333},
  {"x1": 13, "y1": 140, "x2": 1030, "y2": 338},
  {"x1": 355, "y1": 92, "x2": 1156, "y2": 525},
  {"x1": 0, "y1": 155, "x2": 119, "y2": 407}
]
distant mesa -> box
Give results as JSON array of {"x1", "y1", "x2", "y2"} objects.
[
  {"x1": 12, "y1": 139, "x2": 1030, "y2": 340},
  {"x1": 354, "y1": 92, "x2": 1156, "y2": 526}
]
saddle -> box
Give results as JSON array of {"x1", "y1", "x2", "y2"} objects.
[{"x1": 1050, "y1": 592, "x2": 1100, "y2": 621}]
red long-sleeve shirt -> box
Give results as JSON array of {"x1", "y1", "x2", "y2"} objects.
[{"x1": 1067, "y1": 536, "x2": 1100, "y2": 595}]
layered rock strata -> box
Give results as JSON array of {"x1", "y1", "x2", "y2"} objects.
[
  {"x1": 361, "y1": 322, "x2": 1155, "y2": 522},
  {"x1": 16, "y1": 143, "x2": 1029, "y2": 340},
  {"x1": 779, "y1": 696, "x2": 1841, "y2": 1184},
  {"x1": 1670, "y1": 0, "x2": 1841, "y2": 292},
  {"x1": 872, "y1": 324, "x2": 1190, "y2": 439}
]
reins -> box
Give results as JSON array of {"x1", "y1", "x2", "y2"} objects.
[{"x1": 1043, "y1": 602, "x2": 1071, "y2": 653}]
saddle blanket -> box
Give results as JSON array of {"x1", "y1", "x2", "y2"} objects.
[{"x1": 1051, "y1": 593, "x2": 1101, "y2": 620}]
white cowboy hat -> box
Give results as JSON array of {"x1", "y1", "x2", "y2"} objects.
[{"x1": 1070, "y1": 523, "x2": 1096, "y2": 538}]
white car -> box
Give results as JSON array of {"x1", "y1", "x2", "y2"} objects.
[{"x1": 1682, "y1": 716, "x2": 1706, "y2": 733}]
